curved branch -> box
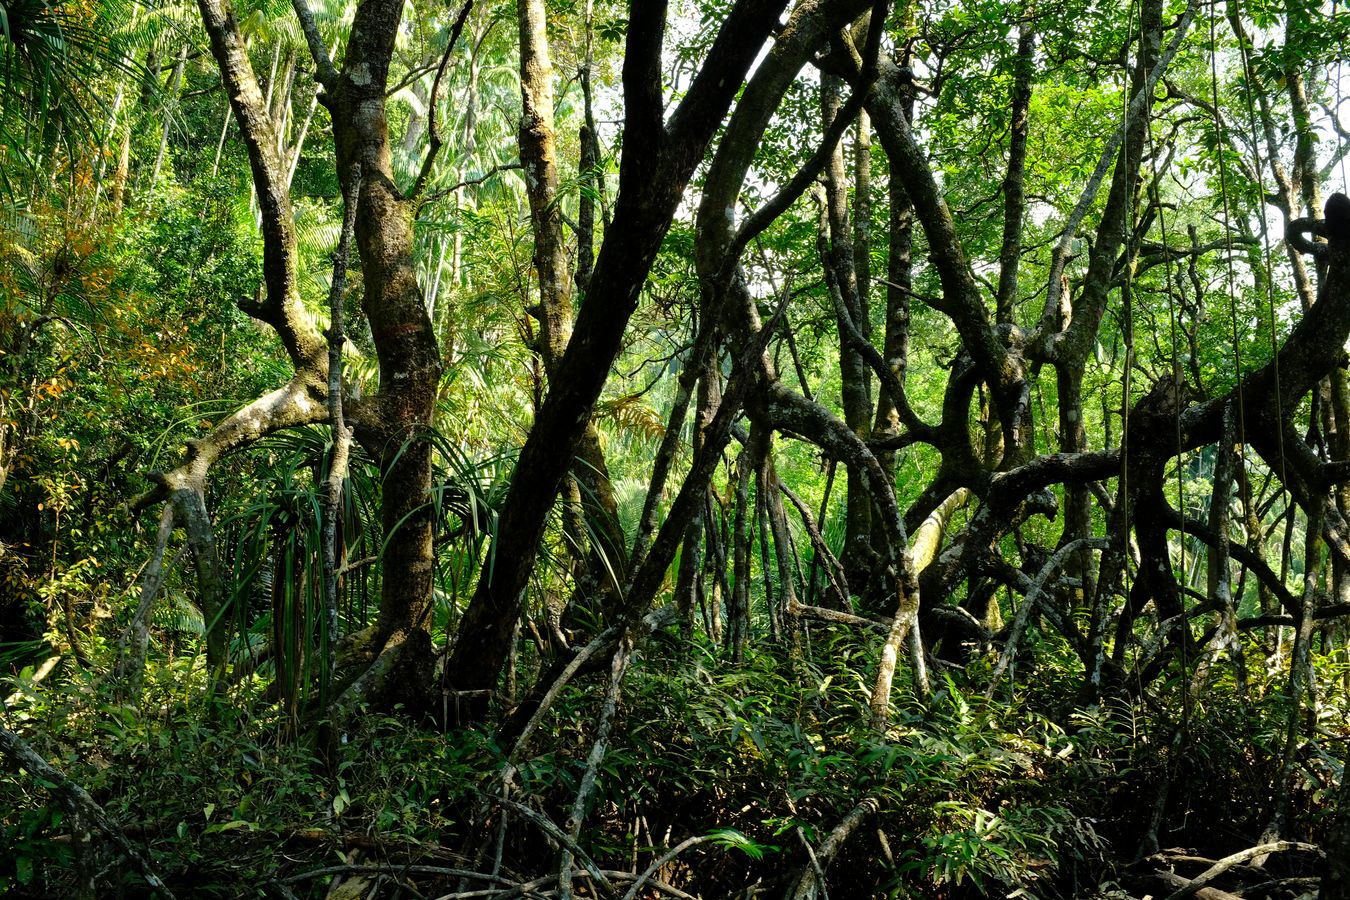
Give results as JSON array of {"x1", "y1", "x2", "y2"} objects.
[
  {"x1": 199, "y1": 0, "x2": 325, "y2": 374},
  {"x1": 410, "y1": 0, "x2": 475, "y2": 200}
]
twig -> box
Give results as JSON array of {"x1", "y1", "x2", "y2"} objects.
[
  {"x1": 267, "y1": 880, "x2": 303, "y2": 900},
  {"x1": 788, "y1": 600, "x2": 888, "y2": 631},
  {"x1": 778, "y1": 482, "x2": 850, "y2": 610},
  {"x1": 430, "y1": 875, "x2": 553, "y2": 898},
  {"x1": 794, "y1": 828, "x2": 829, "y2": 900}
]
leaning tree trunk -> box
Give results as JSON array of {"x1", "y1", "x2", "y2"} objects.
[
  {"x1": 517, "y1": 0, "x2": 628, "y2": 623},
  {"x1": 443, "y1": 0, "x2": 792, "y2": 723}
]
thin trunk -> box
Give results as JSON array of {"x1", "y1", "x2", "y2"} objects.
[
  {"x1": 853, "y1": 108, "x2": 872, "y2": 306},
  {"x1": 821, "y1": 73, "x2": 875, "y2": 603},
  {"x1": 271, "y1": 49, "x2": 297, "y2": 155},
  {"x1": 114, "y1": 507, "x2": 177, "y2": 703},
  {"x1": 211, "y1": 100, "x2": 232, "y2": 178},
  {"x1": 673, "y1": 346, "x2": 721, "y2": 637},
  {"x1": 730, "y1": 439, "x2": 756, "y2": 661},
  {"x1": 706, "y1": 491, "x2": 727, "y2": 644},
  {"x1": 996, "y1": 13, "x2": 1034, "y2": 324},
  {"x1": 1263, "y1": 507, "x2": 1321, "y2": 845},
  {"x1": 518, "y1": 0, "x2": 627, "y2": 612},
  {"x1": 322, "y1": 164, "x2": 362, "y2": 702},
  {"x1": 93, "y1": 82, "x2": 126, "y2": 211},
  {"x1": 1193, "y1": 405, "x2": 1247, "y2": 701},
  {"x1": 1061, "y1": 0, "x2": 1171, "y2": 627},
  {"x1": 872, "y1": 134, "x2": 913, "y2": 483},
  {"x1": 111, "y1": 125, "x2": 131, "y2": 212},
  {"x1": 756, "y1": 452, "x2": 780, "y2": 640},
  {"x1": 1285, "y1": 32, "x2": 1322, "y2": 225},
  {"x1": 149, "y1": 44, "x2": 189, "y2": 189},
  {"x1": 576, "y1": 0, "x2": 600, "y2": 293},
  {"x1": 636, "y1": 320, "x2": 716, "y2": 549},
  {"x1": 764, "y1": 461, "x2": 803, "y2": 640},
  {"x1": 285, "y1": 93, "x2": 319, "y2": 189}
]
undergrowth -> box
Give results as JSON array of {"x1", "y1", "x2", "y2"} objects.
[{"x1": 2, "y1": 626, "x2": 1325, "y2": 899}]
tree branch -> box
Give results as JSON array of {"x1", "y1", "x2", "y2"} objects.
[{"x1": 410, "y1": 0, "x2": 475, "y2": 200}]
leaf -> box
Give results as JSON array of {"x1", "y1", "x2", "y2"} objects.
[{"x1": 706, "y1": 828, "x2": 777, "y2": 860}]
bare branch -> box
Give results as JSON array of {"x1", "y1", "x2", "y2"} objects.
[
  {"x1": 410, "y1": 0, "x2": 475, "y2": 199},
  {"x1": 0, "y1": 721, "x2": 178, "y2": 899},
  {"x1": 290, "y1": 0, "x2": 337, "y2": 88}
]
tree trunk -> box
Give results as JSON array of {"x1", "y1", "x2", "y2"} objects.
[
  {"x1": 820, "y1": 72, "x2": 875, "y2": 603},
  {"x1": 445, "y1": 0, "x2": 791, "y2": 721},
  {"x1": 330, "y1": 0, "x2": 442, "y2": 675}
]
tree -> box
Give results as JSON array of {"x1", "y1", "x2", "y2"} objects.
[{"x1": 5, "y1": 0, "x2": 1350, "y2": 895}]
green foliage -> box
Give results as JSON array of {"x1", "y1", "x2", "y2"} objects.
[
  {"x1": 0, "y1": 665, "x2": 498, "y2": 895},
  {"x1": 2, "y1": 0, "x2": 1349, "y2": 897}
]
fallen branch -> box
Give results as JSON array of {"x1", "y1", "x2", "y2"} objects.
[
  {"x1": 0, "y1": 719, "x2": 177, "y2": 898},
  {"x1": 788, "y1": 797, "x2": 880, "y2": 900},
  {"x1": 1161, "y1": 841, "x2": 1322, "y2": 900},
  {"x1": 278, "y1": 863, "x2": 519, "y2": 887},
  {"x1": 788, "y1": 599, "x2": 888, "y2": 631}
]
